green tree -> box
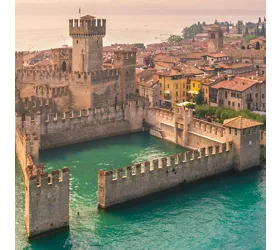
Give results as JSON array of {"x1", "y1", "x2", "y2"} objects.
[
  {"x1": 195, "y1": 89, "x2": 204, "y2": 105},
  {"x1": 167, "y1": 35, "x2": 183, "y2": 43},
  {"x1": 182, "y1": 23, "x2": 203, "y2": 39}
]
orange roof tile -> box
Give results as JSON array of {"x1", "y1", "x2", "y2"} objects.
[
  {"x1": 158, "y1": 69, "x2": 183, "y2": 77},
  {"x1": 223, "y1": 116, "x2": 263, "y2": 129},
  {"x1": 208, "y1": 53, "x2": 228, "y2": 58},
  {"x1": 211, "y1": 77, "x2": 259, "y2": 92}
]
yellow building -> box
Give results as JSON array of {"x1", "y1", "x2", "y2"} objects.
[
  {"x1": 188, "y1": 76, "x2": 204, "y2": 102},
  {"x1": 158, "y1": 69, "x2": 187, "y2": 107}
]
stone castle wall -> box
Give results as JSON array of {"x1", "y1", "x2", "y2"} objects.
[
  {"x1": 98, "y1": 142, "x2": 234, "y2": 209},
  {"x1": 17, "y1": 99, "x2": 148, "y2": 150},
  {"x1": 15, "y1": 126, "x2": 69, "y2": 238}
]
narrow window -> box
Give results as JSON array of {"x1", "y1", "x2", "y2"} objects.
[{"x1": 235, "y1": 129, "x2": 237, "y2": 135}]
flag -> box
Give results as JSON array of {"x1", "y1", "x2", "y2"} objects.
[{"x1": 79, "y1": 8, "x2": 81, "y2": 14}]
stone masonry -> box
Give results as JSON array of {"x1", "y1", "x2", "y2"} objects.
[{"x1": 98, "y1": 106, "x2": 263, "y2": 209}]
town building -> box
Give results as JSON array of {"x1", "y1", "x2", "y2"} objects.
[
  {"x1": 138, "y1": 74, "x2": 160, "y2": 107},
  {"x1": 209, "y1": 76, "x2": 266, "y2": 111},
  {"x1": 158, "y1": 69, "x2": 187, "y2": 106},
  {"x1": 204, "y1": 52, "x2": 230, "y2": 65},
  {"x1": 217, "y1": 62, "x2": 256, "y2": 75}
]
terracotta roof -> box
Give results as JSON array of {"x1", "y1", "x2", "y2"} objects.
[
  {"x1": 34, "y1": 59, "x2": 52, "y2": 67},
  {"x1": 153, "y1": 56, "x2": 179, "y2": 64},
  {"x1": 211, "y1": 77, "x2": 259, "y2": 92},
  {"x1": 158, "y1": 69, "x2": 183, "y2": 77},
  {"x1": 154, "y1": 61, "x2": 170, "y2": 69},
  {"x1": 218, "y1": 62, "x2": 254, "y2": 69},
  {"x1": 139, "y1": 74, "x2": 159, "y2": 87},
  {"x1": 175, "y1": 64, "x2": 204, "y2": 76},
  {"x1": 208, "y1": 53, "x2": 228, "y2": 58},
  {"x1": 223, "y1": 116, "x2": 263, "y2": 129}
]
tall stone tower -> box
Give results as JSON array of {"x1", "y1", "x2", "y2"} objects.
[
  {"x1": 69, "y1": 15, "x2": 106, "y2": 73},
  {"x1": 207, "y1": 24, "x2": 223, "y2": 53}
]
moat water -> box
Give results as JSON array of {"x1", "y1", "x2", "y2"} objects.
[{"x1": 15, "y1": 132, "x2": 266, "y2": 249}]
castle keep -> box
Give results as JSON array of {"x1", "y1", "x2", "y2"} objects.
[{"x1": 15, "y1": 14, "x2": 264, "y2": 238}]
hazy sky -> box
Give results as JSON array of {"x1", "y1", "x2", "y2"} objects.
[{"x1": 16, "y1": 0, "x2": 266, "y2": 16}]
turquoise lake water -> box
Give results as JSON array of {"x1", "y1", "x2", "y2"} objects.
[{"x1": 15, "y1": 132, "x2": 266, "y2": 249}]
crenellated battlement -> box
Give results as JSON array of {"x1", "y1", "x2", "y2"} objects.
[
  {"x1": 27, "y1": 166, "x2": 69, "y2": 187},
  {"x1": 16, "y1": 68, "x2": 120, "y2": 85},
  {"x1": 190, "y1": 118, "x2": 226, "y2": 140},
  {"x1": 34, "y1": 84, "x2": 69, "y2": 98},
  {"x1": 43, "y1": 105, "x2": 125, "y2": 125},
  {"x1": 101, "y1": 142, "x2": 232, "y2": 181},
  {"x1": 69, "y1": 18, "x2": 106, "y2": 38},
  {"x1": 98, "y1": 142, "x2": 234, "y2": 209},
  {"x1": 15, "y1": 51, "x2": 24, "y2": 60},
  {"x1": 114, "y1": 50, "x2": 137, "y2": 66},
  {"x1": 148, "y1": 107, "x2": 175, "y2": 122}
]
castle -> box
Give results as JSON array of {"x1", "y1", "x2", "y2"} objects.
[{"x1": 15, "y1": 15, "x2": 264, "y2": 239}]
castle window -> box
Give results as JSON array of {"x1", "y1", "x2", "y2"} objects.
[
  {"x1": 243, "y1": 129, "x2": 246, "y2": 135},
  {"x1": 97, "y1": 40, "x2": 99, "y2": 44},
  {"x1": 238, "y1": 103, "x2": 241, "y2": 108},
  {"x1": 228, "y1": 101, "x2": 231, "y2": 106},
  {"x1": 229, "y1": 128, "x2": 231, "y2": 134},
  {"x1": 232, "y1": 102, "x2": 235, "y2": 107},
  {"x1": 76, "y1": 40, "x2": 78, "y2": 44},
  {"x1": 192, "y1": 83, "x2": 195, "y2": 88},
  {"x1": 235, "y1": 129, "x2": 237, "y2": 135},
  {"x1": 167, "y1": 84, "x2": 169, "y2": 88},
  {"x1": 255, "y1": 93, "x2": 258, "y2": 98}
]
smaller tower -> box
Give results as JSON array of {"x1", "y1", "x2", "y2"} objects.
[
  {"x1": 223, "y1": 116, "x2": 263, "y2": 171},
  {"x1": 113, "y1": 50, "x2": 136, "y2": 105},
  {"x1": 207, "y1": 24, "x2": 223, "y2": 53}
]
